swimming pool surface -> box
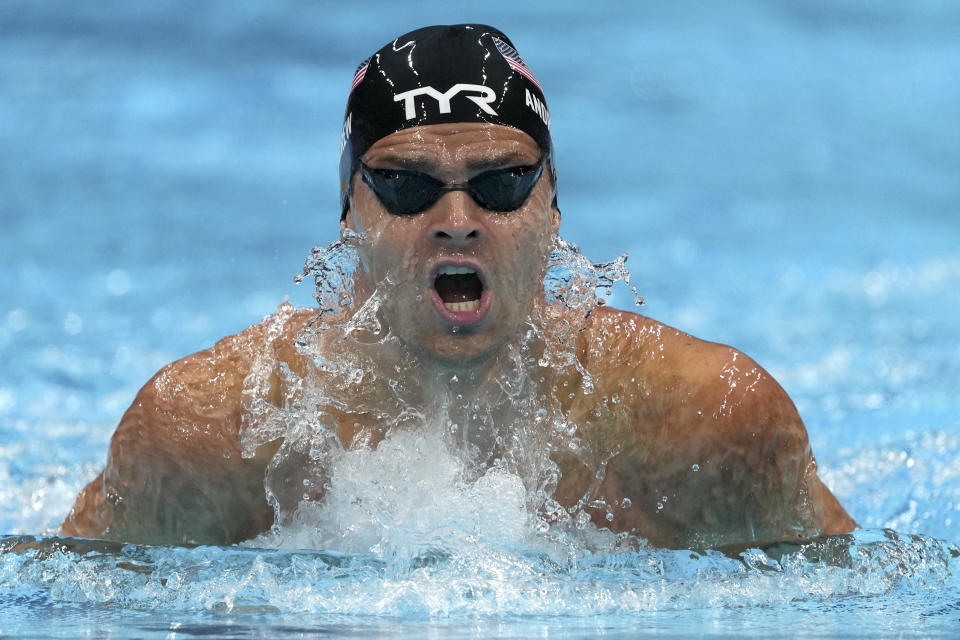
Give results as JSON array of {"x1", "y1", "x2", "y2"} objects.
[{"x1": 2, "y1": 1, "x2": 959, "y2": 637}]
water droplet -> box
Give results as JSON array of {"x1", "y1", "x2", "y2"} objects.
[
  {"x1": 222, "y1": 449, "x2": 232, "y2": 459},
  {"x1": 575, "y1": 510, "x2": 591, "y2": 529},
  {"x1": 691, "y1": 464, "x2": 700, "y2": 472},
  {"x1": 605, "y1": 512, "x2": 614, "y2": 521},
  {"x1": 621, "y1": 498, "x2": 632, "y2": 509}
]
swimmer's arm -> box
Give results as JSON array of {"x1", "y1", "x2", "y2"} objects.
[
  {"x1": 580, "y1": 309, "x2": 855, "y2": 550},
  {"x1": 60, "y1": 347, "x2": 277, "y2": 545},
  {"x1": 643, "y1": 340, "x2": 857, "y2": 549},
  {"x1": 61, "y1": 309, "x2": 314, "y2": 545}
]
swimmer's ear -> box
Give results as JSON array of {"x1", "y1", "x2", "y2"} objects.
[{"x1": 340, "y1": 173, "x2": 362, "y2": 236}]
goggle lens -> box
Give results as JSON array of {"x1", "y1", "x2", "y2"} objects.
[{"x1": 359, "y1": 158, "x2": 546, "y2": 216}]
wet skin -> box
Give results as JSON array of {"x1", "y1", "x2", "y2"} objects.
[
  {"x1": 346, "y1": 123, "x2": 560, "y2": 365},
  {"x1": 62, "y1": 123, "x2": 856, "y2": 549}
]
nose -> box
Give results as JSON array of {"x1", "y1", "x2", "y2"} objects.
[{"x1": 427, "y1": 191, "x2": 484, "y2": 249}]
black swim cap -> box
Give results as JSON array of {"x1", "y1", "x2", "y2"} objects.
[{"x1": 338, "y1": 24, "x2": 554, "y2": 219}]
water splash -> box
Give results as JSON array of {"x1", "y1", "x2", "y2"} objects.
[
  {"x1": 544, "y1": 235, "x2": 644, "y2": 310},
  {"x1": 2, "y1": 530, "x2": 957, "y2": 617},
  {"x1": 236, "y1": 232, "x2": 649, "y2": 557},
  {"x1": 251, "y1": 426, "x2": 537, "y2": 557},
  {"x1": 294, "y1": 229, "x2": 362, "y2": 318}
]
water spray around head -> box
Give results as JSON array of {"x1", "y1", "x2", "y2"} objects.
[{"x1": 240, "y1": 228, "x2": 645, "y2": 558}]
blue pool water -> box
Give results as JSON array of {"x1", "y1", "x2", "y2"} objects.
[{"x1": 2, "y1": 1, "x2": 959, "y2": 637}]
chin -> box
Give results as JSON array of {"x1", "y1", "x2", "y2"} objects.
[
  {"x1": 385, "y1": 297, "x2": 530, "y2": 370},
  {"x1": 413, "y1": 332, "x2": 508, "y2": 370}
]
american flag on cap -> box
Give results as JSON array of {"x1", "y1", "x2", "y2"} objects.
[
  {"x1": 350, "y1": 57, "x2": 370, "y2": 93},
  {"x1": 492, "y1": 36, "x2": 542, "y2": 91}
]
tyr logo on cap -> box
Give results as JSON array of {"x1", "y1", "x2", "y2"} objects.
[{"x1": 393, "y1": 84, "x2": 499, "y2": 120}]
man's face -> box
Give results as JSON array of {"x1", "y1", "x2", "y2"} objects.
[{"x1": 345, "y1": 122, "x2": 560, "y2": 366}]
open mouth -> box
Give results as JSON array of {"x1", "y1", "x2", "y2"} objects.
[{"x1": 434, "y1": 265, "x2": 484, "y2": 312}]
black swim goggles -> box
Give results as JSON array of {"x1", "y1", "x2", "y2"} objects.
[{"x1": 358, "y1": 156, "x2": 548, "y2": 216}]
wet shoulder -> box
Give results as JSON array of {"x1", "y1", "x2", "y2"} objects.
[
  {"x1": 142, "y1": 303, "x2": 317, "y2": 408},
  {"x1": 580, "y1": 306, "x2": 797, "y2": 430},
  {"x1": 580, "y1": 305, "x2": 740, "y2": 381}
]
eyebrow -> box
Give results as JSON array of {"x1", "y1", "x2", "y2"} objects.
[
  {"x1": 370, "y1": 155, "x2": 435, "y2": 171},
  {"x1": 465, "y1": 151, "x2": 537, "y2": 171}
]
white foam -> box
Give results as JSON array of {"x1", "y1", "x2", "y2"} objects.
[{"x1": 251, "y1": 425, "x2": 536, "y2": 557}]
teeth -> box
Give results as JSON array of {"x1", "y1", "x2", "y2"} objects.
[
  {"x1": 437, "y1": 265, "x2": 476, "y2": 276},
  {"x1": 444, "y1": 300, "x2": 480, "y2": 313}
]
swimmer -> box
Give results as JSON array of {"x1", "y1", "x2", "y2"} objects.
[{"x1": 61, "y1": 25, "x2": 855, "y2": 550}]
